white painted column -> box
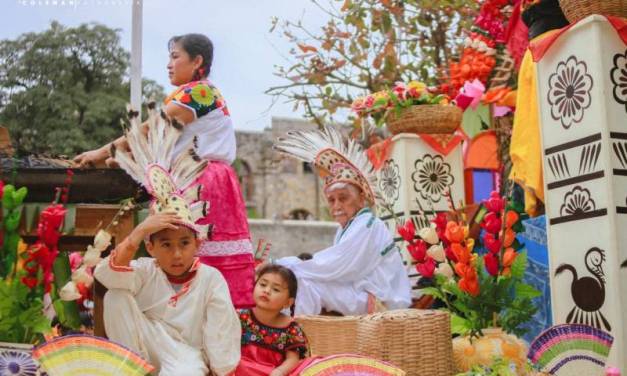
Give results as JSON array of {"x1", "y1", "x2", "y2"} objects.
[{"x1": 535, "y1": 15, "x2": 627, "y2": 371}]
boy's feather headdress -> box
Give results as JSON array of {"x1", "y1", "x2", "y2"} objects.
[{"x1": 112, "y1": 103, "x2": 209, "y2": 238}]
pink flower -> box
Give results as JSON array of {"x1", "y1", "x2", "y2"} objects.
[{"x1": 69, "y1": 252, "x2": 83, "y2": 271}]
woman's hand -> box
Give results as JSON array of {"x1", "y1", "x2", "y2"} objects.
[{"x1": 73, "y1": 147, "x2": 109, "y2": 168}]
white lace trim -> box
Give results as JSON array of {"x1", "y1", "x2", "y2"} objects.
[{"x1": 197, "y1": 239, "x2": 254, "y2": 257}]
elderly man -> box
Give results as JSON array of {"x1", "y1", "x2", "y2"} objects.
[{"x1": 273, "y1": 127, "x2": 412, "y2": 316}]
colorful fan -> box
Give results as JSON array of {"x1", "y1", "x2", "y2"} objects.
[
  {"x1": 527, "y1": 324, "x2": 614, "y2": 375},
  {"x1": 32, "y1": 335, "x2": 154, "y2": 376},
  {"x1": 298, "y1": 354, "x2": 406, "y2": 376}
]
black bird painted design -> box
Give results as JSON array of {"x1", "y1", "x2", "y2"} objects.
[{"x1": 555, "y1": 247, "x2": 611, "y2": 331}]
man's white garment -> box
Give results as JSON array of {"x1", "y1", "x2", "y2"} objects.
[
  {"x1": 277, "y1": 208, "x2": 412, "y2": 315},
  {"x1": 94, "y1": 257, "x2": 241, "y2": 376}
]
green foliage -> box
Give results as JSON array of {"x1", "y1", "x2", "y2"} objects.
[
  {"x1": 456, "y1": 357, "x2": 533, "y2": 376},
  {"x1": 51, "y1": 255, "x2": 81, "y2": 330},
  {"x1": 1, "y1": 184, "x2": 27, "y2": 278},
  {"x1": 0, "y1": 21, "x2": 165, "y2": 156},
  {"x1": 0, "y1": 275, "x2": 51, "y2": 344},
  {"x1": 267, "y1": 0, "x2": 478, "y2": 126}
]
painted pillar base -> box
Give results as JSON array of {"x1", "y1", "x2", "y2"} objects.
[{"x1": 535, "y1": 15, "x2": 627, "y2": 370}]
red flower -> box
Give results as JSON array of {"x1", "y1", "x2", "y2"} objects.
[
  {"x1": 481, "y1": 212, "x2": 502, "y2": 234},
  {"x1": 397, "y1": 219, "x2": 416, "y2": 243},
  {"x1": 37, "y1": 204, "x2": 66, "y2": 247},
  {"x1": 432, "y1": 212, "x2": 448, "y2": 233},
  {"x1": 482, "y1": 232, "x2": 501, "y2": 254},
  {"x1": 407, "y1": 239, "x2": 427, "y2": 263},
  {"x1": 484, "y1": 253, "x2": 499, "y2": 276},
  {"x1": 263, "y1": 336, "x2": 274, "y2": 345},
  {"x1": 0, "y1": 180, "x2": 4, "y2": 199},
  {"x1": 484, "y1": 191, "x2": 505, "y2": 214},
  {"x1": 444, "y1": 246, "x2": 457, "y2": 263},
  {"x1": 416, "y1": 257, "x2": 436, "y2": 278},
  {"x1": 21, "y1": 276, "x2": 38, "y2": 289}
]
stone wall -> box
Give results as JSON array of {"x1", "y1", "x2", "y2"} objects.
[{"x1": 248, "y1": 219, "x2": 338, "y2": 259}]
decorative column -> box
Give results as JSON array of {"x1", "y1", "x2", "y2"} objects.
[
  {"x1": 535, "y1": 15, "x2": 627, "y2": 370},
  {"x1": 374, "y1": 133, "x2": 466, "y2": 278}
]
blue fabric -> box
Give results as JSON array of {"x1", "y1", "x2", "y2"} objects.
[{"x1": 518, "y1": 215, "x2": 552, "y2": 343}]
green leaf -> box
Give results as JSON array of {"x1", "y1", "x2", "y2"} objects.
[
  {"x1": 12, "y1": 187, "x2": 28, "y2": 206},
  {"x1": 510, "y1": 250, "x2": 528, "y2": 279},
  {"x1": 515, "y1": 282, "x2": 541, "y2": 299},
  {"x1": 451, "y1": 313, "x2": 472, "y2": 336},
  {"x1": 420, "y1": 286, "x2": 445, "y2": 301}
]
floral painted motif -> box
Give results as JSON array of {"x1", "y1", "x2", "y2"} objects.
[
  {"x1": 171, "y1": 80, "x2": 229, "y2": 118},
  {"x1": 0, "y1": 350, "x2": 39, "y2": 376},
  {"x1": 378, "y1": 159, "x2": 400, "y2": 203},
  {"x1": 411, "y1": 154, "x2": 454, "y2": 203},
  {"x1": 610, "y1": 49, "x2": 627, "y2": 112},
  {"x1": 547, "y1": 55, "x2": 593, "y2": 129},
  {"x1": 239, "y1": 309, "x2": 308, "y2": 359},
  {"x1": 559, "y1": 186, "x2": 596, "y2": 217}
]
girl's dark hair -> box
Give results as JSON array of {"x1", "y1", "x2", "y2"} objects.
[
  {"x1": 168, "y1": 33, "x2": 214, "y2": 80},
  {"x1": 256, "y1": 264, "x2": 298, "y2": 316}
]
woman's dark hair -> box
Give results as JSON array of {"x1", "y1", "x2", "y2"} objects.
[
  {"x1": 256, "y1": 264, "x2": 298, "y2": 316},
  {"x1": 168, "y1": 33, "x2": 214, "y2": 80}
]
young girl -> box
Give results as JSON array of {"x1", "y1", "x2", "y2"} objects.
[
  {"x1": 74, "y1": 33, "x2": 255, "y2": 308},
  {"x1": 235, "y1": 265, "x2": 309, "y2": 376}
]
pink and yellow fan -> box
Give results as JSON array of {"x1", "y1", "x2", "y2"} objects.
[
  {"x1": 298, "y1": 354, "x2": 406, "y2": 376},
  {"x1": 32, "y1": 335, "x2": 154, "y2": 376},
  {"x1": 527, "y1": 324, "x2": 614, "y2": 376}
]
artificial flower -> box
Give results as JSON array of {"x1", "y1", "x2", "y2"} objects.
[
  {"x1": 397, "y1": 220, "x2": 416, "y2": 243},
  {"x1": 416, "y1": 257, "x2": 436, "y2": 278},
  {"x1": 21, "y1": 276, "x2": 38, "y2": 289},
  {"x1": 37, "y1": 204, "x2": 66, "y2": 247},
  {"x1": 427, "y1": 244, "x2": 446, "y2": 262},
  {"x1": 504, "y1": 210, "x2": 519, "y2": 229},
  {"x1": 482, "y1": 232, "x2": 501, "y2": 254},
  {"x1": 71, "y1": 265, "x2": 94, "y2": 287},
  {"x1": 418, "y1": 226, "x2": 439, "y2": 245},
  {"x1": 444, "y1": 221, "x2": 466, "y2": 243},
  {"x1": 82, "y1": 245, "x2": 102, "y2": 267},
  {"x1": 481, "y1": 211, "x2": 502, "y2": 234},
  {"x1": 484, "y1": 253, "x2": 499, "y2": 276},
  {"x1": 503, "y1": 228, "x2": 516, "y2": 248},
  {"x1": 454, "y1": 79, "x2": 485, "y2": 111},
  {"x1": 59, "y1": 281, "x2": 82, "y2": 301},
  {"x1": 407, "y1": 240, "x2": 427, "y2": 263},
  {"x1": 435, "y1": 262, "x2": 454, "y2": 279},
  {"x1": 451, "y1": 242, "x2": 472, "y2": 264},
  {"x1": 484, "y1": 191, "x2": 505, "y2": 213},
  {"x1": 93, "y1": 229, "x2": 112, "y2": 252},
  {"x1": 69, "y1": 251, "x2": 83, "y2": 270},
  {"x1": 444, "y1": 245, "x2": 458, "y2": 263},
  {"x1": 503, "y1": 248, "x2": 517, "y2": 268},
  {"x1": 459, "y1": 275, "x2": 480, "y2": 296}
]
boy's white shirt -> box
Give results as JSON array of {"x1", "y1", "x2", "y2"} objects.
[{"x1": 94, "y1": 256, "x2": 241, "y2": 375}]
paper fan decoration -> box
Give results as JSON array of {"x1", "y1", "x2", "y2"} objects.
[
  {"x1": 298, "y1": 354, "x2": 405, "y2": 376},
  {"x1": 32, "y1": 335, "x2": 154, "y2": 376},
  {"x1": 527, "y1": 324, "x2": 614, "y2": 375}
]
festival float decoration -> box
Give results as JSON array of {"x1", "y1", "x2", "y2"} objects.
[
  {"x1": 531, "y1": 13, "x2": 627, "y2": 370},
  {"x1": 298, "y1": 354, "x2": 405, "y2": 376},
  {"x1": 397, "y1": 190, "x2": 539, "y2": 373},
  {"x1": 558, "y1": 0, "x2": 626, "y2": 24}
]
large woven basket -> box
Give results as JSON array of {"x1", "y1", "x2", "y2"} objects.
[
  {"x1": 558, "y1": 0, "x2": 627, "y2": 23},
  {"x1": 296, "y1": 309, "x2": 453, "y2": 376},
  {"x1": 386, "y1": 105, "x2": 462, "y2": 135}
]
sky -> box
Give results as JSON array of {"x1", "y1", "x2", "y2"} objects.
[{"x1": 0, "y1": 0, "x2": 329, "y2": 131}]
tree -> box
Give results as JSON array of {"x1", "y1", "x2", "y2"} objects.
[
  {"x1": 266, "y1": 0, "x2": 477, "y2": 127},
  {"x1": 0, "y1": 21, "x2": 165, "y2": 157}
]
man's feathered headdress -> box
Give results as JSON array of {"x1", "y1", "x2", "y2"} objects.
[
  {"x1": 112, "y1": 103, "x2": 209, "y2": 238},
  {"x1": 274, "y1": 126, "x2": 378, "y2": 205}
]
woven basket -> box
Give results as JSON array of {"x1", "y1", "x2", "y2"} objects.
[
  {"x1": 558, "y1": 0, "x2": 627, "y2": 23},
  {"x1": 297, "y1": 309, "x2": 453, "y2": 376},
  {"x1": 386, "y1": 105, "x2": 462, "y2": 135}
]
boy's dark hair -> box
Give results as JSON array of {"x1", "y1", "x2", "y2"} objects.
[
  {"x1": 297, "y1": 252, "x2": 313, "y2": 260},
  {"x1": 168, "y1": 33, "x2": 214, "y2": 80},
  {"x1": 256, "y1": 264, "x2": 298, "y2": 316}
]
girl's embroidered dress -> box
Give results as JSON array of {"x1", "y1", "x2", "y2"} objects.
[
  {"x1": 165, "y1": 80, "x2": 254, "y2": 308},
  {"x1": 235, "y1": 309, "x2": 310, "y2": 376}
]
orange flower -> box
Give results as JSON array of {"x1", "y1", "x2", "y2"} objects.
[
  {"x1": 452, "y1": 243, "x2": 472, "y2": 265},
  {"x1": 459, "y1": 275, "x2": 480, "y2": 296},
  {"x1": 445, "y1": 221, "x2": 466, "y2": 243},
  {"x1": 504, "y1": 210, "x2": 519, "y2": 229},
  {"x1": 503, "y1": 248, "x2": 517, "y2": 267},
  {"x1": 503, "y1": 229, "x2": 516, "y2": 248}
]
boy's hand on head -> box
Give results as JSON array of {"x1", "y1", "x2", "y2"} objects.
[{"x1": 130, "y1": 212, "x2": 181, "y2": 247}]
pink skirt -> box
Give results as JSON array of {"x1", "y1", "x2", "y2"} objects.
[{"x1": 195, "y1": 161, "x2": 255, "y2": 308}]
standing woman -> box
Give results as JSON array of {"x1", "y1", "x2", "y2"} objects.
[{"x1": 74, "y1": 34, "x2": 255, "y2": 308}]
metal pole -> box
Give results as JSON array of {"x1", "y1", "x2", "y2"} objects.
[{"x1": 130, "y1": 0, "x2": 143, "y2": 116}]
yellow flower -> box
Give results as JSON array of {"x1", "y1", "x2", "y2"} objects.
[{"x1": 407, "y1": 81, "x2": 426, "y2": 91}]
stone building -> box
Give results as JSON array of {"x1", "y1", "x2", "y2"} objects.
[{"x1": 234, "y1": 117, "x2": 329, "y2": 220}]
